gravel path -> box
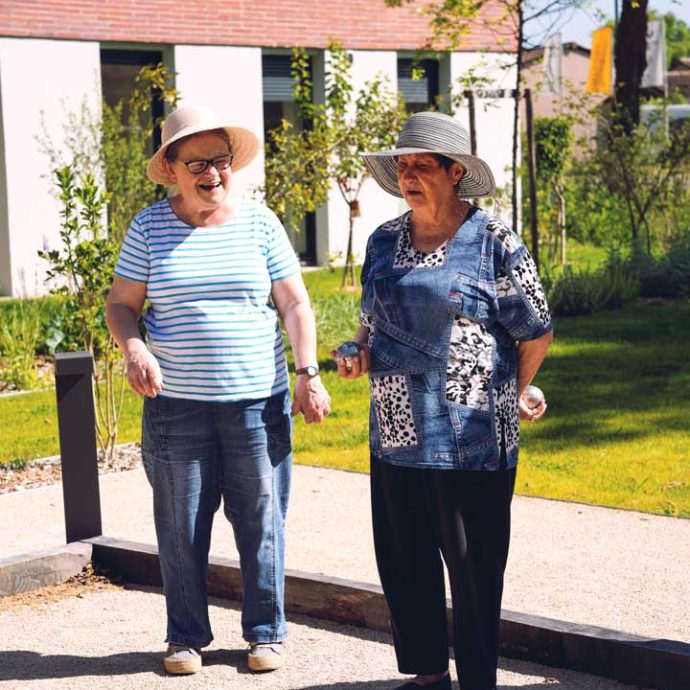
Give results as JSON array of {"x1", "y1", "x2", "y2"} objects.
[
  {"x1": 0, "y1": 586, "x2": 653, "y2": 690},
  {"x1": 1, "y1": 462, "x2": 689, "y2": 644}
]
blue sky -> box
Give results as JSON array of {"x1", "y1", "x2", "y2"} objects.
[{"x1": 527, "y1": 0, "x2": 689, "y2": 48}]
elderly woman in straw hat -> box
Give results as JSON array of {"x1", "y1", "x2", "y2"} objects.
[
  {"x1": 105, "y1": 104, "x2": 330, "y2": 675},
  {"x1": 333, "y1": 111, "x2": 552, "y2": 690}
]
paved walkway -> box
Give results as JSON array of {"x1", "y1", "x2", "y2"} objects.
[{"x1": 1, "y1": 463, "x2": 688, "y2": 689}]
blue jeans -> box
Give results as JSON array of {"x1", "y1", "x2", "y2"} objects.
[{"x1": 141, "y1": 391, "x2": 292, "y2": 648}]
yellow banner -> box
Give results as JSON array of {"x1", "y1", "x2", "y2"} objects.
[{"x1": 586, "y1": 26, "x2": 613, "y2": 93}]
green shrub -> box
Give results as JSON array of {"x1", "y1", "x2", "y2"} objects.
[
  {"x1": 562, "y1": 167, "x2": 630, "y2": 247},
  {"x1": 546, "y1": 251, "x2": 639, "y2": 318},
  {"x1": 0, "y1": 295, "x2": 86, "y2": 357},
  {"x1": 0, "y1": 300, "x2": 45, "y2": 389},
  {"x1": 598, "y1": 252, "x2": 640, "y2": 310},
  {"x1": 546, "y1": 266, "x2": 602, "y2": 317},
  {"x1": 639, "y1": 237, "x2": 690, "y2": 299},
  {"x1": 42, "y1": 299, "x2": 90, "y2": 355}
]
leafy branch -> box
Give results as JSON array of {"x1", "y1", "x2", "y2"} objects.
[{"x1": 262, "y1": 42, "x2": 408, "y2": 287}]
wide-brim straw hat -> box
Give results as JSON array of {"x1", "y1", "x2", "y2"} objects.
[
  {"x1": 147, "y1": 104, "x2": 260, "y2": 185},
  {"x1": 362, "y1": 111, "x2": 496, "y2": 198}
]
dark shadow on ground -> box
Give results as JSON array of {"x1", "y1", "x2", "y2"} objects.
[
  {"x1": 0, "y1": 646, "x2": 284, "y2": 680},
  {"x1": 0, "y1": 587, "x2": 658, "y2": 688},
  {"x1": 0, "y1": 650, "x2": 166, "y2": 680},
  {"x1": 0, "y1": 650, "x2": 633, "y2": 689},
  {"x1": 296, "y1": 653, "x2": 646, "y2": 689}
]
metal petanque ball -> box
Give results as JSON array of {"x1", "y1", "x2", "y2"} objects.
[
  {"x1": 523, "y1": 384, "x2": 545, "y2": 408},
  {"x1": 335, "y1": 340, "x2": 362, "y2": 358}
]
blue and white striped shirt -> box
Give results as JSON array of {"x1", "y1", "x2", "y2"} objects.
[{"x1": 114, "y1": 199, "x2": 300, "y2": 401}]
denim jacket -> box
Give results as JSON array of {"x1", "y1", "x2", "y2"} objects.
[{"x1": 360, "y1": 208, "x2": 552, "y2": 471}]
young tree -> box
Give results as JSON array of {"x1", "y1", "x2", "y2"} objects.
[
  {"x1": 38, "y1": 64, "x2": 178, "y2": 459},
  {"x1": 39, "y1": 64, "x2": 178, "y2": 243},
  {"x1": 39, "y1": 167, "x2": 123, "y2": 458},
  {"x1": 263, "y1": 43, "x2": 408, "y2": 287},
  {"x1": 534, "y1": 115, "x2": 573, "y2": 264},
  {"x1": 662, "y1": 11, "x2": 690, "y2": 68},
  {"x1": 593, "y1": 115, "x2": 690, "y2": 255},
  {"x1": 101, "y1": 65, "x2": 179, "y2": 243}
]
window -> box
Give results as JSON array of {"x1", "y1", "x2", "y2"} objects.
[
  {"x1": 101, "y1": 48, "x2": 165, "y2": 153},
  {"x1": 398, "y1": 58, "x2": 440, "y2": 113},
  {"x1": 262, "y1": 53, "x2": 316, "y2": 265}
]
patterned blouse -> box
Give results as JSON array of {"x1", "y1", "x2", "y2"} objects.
[{"x1": 359, "y1": 209, "x2": 552, "y2": 470}]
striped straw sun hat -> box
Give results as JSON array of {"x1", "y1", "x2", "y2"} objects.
[{"x1": 361, "y1": 111, "x2": 496, "y2": 199}]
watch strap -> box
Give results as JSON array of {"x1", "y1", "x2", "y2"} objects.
[{"x1": 295, "y1": 365, "x2": 319, "y2": 377}]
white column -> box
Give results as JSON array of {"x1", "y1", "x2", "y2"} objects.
[
  {"x1": 0, "y1": 38, "x2": 101, "y2": 296},
  {"x1": 173, "y1": 46, "x2": 265, "y2": 202}
]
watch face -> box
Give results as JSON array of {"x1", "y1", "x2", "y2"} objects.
[{"x1": 297, "y1": 365, "x2": 319, "y2": 376}]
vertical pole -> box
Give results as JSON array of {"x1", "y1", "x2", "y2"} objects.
[
  {"x1": 614, "y1": 0, "x2": 619, "y2": 37},
  {"x1": 512, "y1": 0, "x2": 525, "y2": 233},
  {"x1": 55, "y1": 352, "x2": 102, "y2": 543},
  {"x1": 524, "y1": 88, "x2": 540, "y2": 272},
  {"x1": 464, "y1": 89, "x2": 477, "y2": 156},
  {"x1": 511, "y1": 89, "x2": 520, "y2": 232}
]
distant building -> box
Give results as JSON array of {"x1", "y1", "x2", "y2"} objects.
[
  {"x1": 521, "y1": 42, "x2": 606, "y2": 150},
  {"x1": 0, "y1": 0, "x2": 517, "y2": 297}
]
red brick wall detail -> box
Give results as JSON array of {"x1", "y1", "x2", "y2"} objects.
[{"x1": 0, "y1": 0, "x2": 516, "y2": 52}]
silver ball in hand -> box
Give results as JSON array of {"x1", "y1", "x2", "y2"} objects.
[{"x1": 523, "y1": 384, "x2": 545, "y2": 409}]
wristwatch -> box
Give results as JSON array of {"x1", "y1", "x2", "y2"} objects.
[{"x1": 295, "y1": 365, "x2": 319, "y2": 378}]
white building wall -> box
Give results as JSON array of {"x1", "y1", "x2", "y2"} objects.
[
  {"x1": 173, "y1": 45, "x2": 265, "y2": 203},
  {"x1": 0, "y1": 44, "x2": 518, "y2": 293},
  {"x1": 318, "y1": 50, "x2": 400, "y2": 267},
  {"x1": 450, "y1": 52, "x2": 517, "y2": 225},
  {"x1": 0, "y1": 38, "x2": 101, "y2": 296}
]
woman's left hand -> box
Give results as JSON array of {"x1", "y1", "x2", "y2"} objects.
[
  {"x1": 519, "y1": 395, "x2": 547, "y2": 422},
  {"x1": 330, "y1": 345, "x2": 370, "y2": 379},
  {"x1": 292, "y1": 376, "x2": 331, "y2": 424}
]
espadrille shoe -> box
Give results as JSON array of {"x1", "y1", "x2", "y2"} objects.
[
  {"x1": 247, "y1": 641, "x2": 285, "y2": 672},
  {"x1": 163, "y1": 643, "x2": 202, "y2": 674}
]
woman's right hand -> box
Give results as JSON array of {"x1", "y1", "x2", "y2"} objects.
[
  {"x1": 125, "y1": 343, "x2": 163, "y2": 397},
  {"x1": 330, "y1": 343, "x2": 370, "y2": 379},
  {"x1": 106, "y1": 276, "x2": 162, "y2": 396}
]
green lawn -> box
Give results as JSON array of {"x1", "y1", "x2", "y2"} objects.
[
  {"x1": 563, "y1": 238, "x2": 609, "y2": 269},
  {"x1": 0, "y1": 371, "x2": 369, "y2": 471},
  {"x1": 518, "y1": 302, "x2": 690, "y2": 517},
  {"x1": 1, "y1": 275, "x2": 688, "y2": 518}
]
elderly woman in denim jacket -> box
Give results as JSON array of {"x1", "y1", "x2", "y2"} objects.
[{"x1": 334, "y1": 111, "x2": 552, "y2": 690}]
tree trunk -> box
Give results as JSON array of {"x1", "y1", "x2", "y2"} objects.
[
  {"x1": 524, "y1": 87, "x2": 539, "y2": 271},
  {"x1": 511, "y1": 0, "x2": 524, "y2": 233},
  {"x1": 342, "y1": 203, "x2": 356, "y2": 288},
  {"x1": 614, "y1": 0, "x2": 649, "y2": 134},
  {"x1": 555, "y1": 182, "x2": 566, "y2": 265}
]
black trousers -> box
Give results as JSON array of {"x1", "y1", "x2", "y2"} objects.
[{"x1": 371, "y1": 457, "x2": 516, "y2": 690}]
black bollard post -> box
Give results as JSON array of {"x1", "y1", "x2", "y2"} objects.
[{"x1": 54, "y1": 352, "x2": 102, "y2": 543}]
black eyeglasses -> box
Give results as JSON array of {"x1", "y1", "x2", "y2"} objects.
[{"x1": 182, "y1": 154, "x2": 234, "y2": 175}]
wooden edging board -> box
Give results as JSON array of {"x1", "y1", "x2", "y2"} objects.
[{"x1": 82, "y1": 535, "x2": 689, "y2": 690}]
